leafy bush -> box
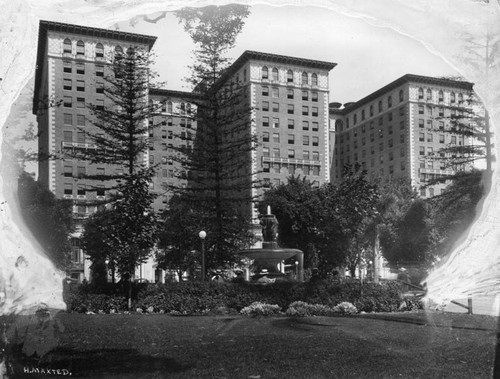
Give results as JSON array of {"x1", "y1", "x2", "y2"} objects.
[
  {"x1": 65, "y1": 279, "x2": 406, "y2": 315},
  {"x1": 285, "y1": 301, "x2": 335, "y2": 317},
  {"x1": 333, "y1": 301, "x2": 358, "y2": 315},
  {"x1": 240, "y1": 302, "x2": 282, "y2": 317}
]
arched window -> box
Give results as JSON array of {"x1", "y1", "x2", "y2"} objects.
[
  {"x1": 63, "y1": 38, "x2": 72, "y2": 54},
  {"x1": 126, "y1": 47, "x2": 135, "y2": 56},
  {"x1": 95, "y1": 43, "x2": 104, "y2": 58},
  {"x1": 186, "y1": 103, "x2": 192, "y2": 114},
  {"x1": 180, "y1": 103, "x2": 186, "y2": 114},
  {"x1": 438, "y1": 90, "x2": 444, "y2": 102},
  {"x1": 450, "y1": 92, "x2": 456, "y2": 103},
  {"x1": 418, "y1": 87, "x2": 424, "y2": 99},
  {"x1": 387, "y1": 95, "x2": 392, "y2": 108},
  {"x1": 287, "y1": 70, "x2": 293, "y2": 83},
  {"x1": 302, "y1": 72, "x2": 308, "y2": 85},
  {"x1": 426, "y1": 88, "x2": 432, "y2": 100},
  {"x1": 262, "y1": 66, "x2": 269, "y2": 80},
  {"x1": 458, "y1": 93, "x2": 463, "y2": 103},
  {"x1": 167, "y1": 101, "x2": 173, "y2": 113},
  {"x1": 311, "y1": 73, "x2": 318, "y2": 86},
  {"x1": 369, "y1": 105, "x2": 374, "y2": 116},
  {"x1": 115, "y1": 45, "x2": 123, "y2": 58},
  {"x1": 76, "y1": 40, "x2": 85, "y2": 56},
  {"x1": 378, "y1": 100, "x2": 383, "y2": 112},
  {"x1": 399, "y1": 89, "x2": 404, "y2": 102},
  {"x1": 272, "y1": 67, "x2": 278, "y2": 81}
]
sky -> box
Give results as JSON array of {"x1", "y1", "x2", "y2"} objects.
[{"x1": 115, "y1": 4, "x2": 460, "y2": 104}]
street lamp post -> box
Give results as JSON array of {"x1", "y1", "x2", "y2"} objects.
[{"x1": 199, "y1": 231, "x2": 207, "y2": 281}]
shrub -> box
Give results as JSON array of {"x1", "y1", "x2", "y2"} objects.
[
  {"x1": 240, "y1": 302, "x2": 282, "y2": 317},
  {"x1": 285, "y1": 301, "x2": 335, "y2": 317},
  {"x1": 333, "y1": 301, "x2": 358, "y2": 315}
]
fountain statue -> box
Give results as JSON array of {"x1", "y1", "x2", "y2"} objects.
[{"x1": 238, "y1": 206, "x2": 304, "y2": 281}]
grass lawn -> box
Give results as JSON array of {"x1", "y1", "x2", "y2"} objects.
[{"x1": 7, "y1": 311, "x2": 498, "y2": 378}]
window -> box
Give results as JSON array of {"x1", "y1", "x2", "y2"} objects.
[
  {"x1": 76, "y1": 166, "x2": 86, "y2": 178},
  {"x1": 63, "y1": 61, "x2": 72, "y2": 73},
  {"x1": 400, "y1": 134, "x2": 405, "y2": 143},
  {"x1": 288, "y1": 149, "x2": 295, "y2": 158},
  {"x1": 262, "y1": 101, "x2": 269, "y2": 111},
  {"x1": 95, "y1": 43, "x2": 104, "y2": 58},
  {"x1": 418, "y1": 119, "x2": 424, "y2": 128},
  {"x1": 399, "y1": 89, "x2": 404, "y2": 102},
  {"x1": 419, "y1": 132, "x2": 425, "y2": 142},
  {"x1": 379, "y1": 155, "x2": 384, "y2": 164},
  {"x1": 302, "y1": 72, "x2": 308, "y2": 85},
  {"x1": 302, "y1": 91, "x2": 308, "y2": 101},
  {"x1": 63, "y1": 131, "x2": 72, "y2": 142},
  {"x1": 76, "y1": 63, "x2": 85, "y2": 75},
  {"x1": 64, "y1": 184, "x2": 73, "y2": 195},
  {"x1": 262, "y1": 117, "x2": 269, "y2": 127},
  {"x1": 302, "y1": 106, "x2": 309, "y2": 116},
  {"x1": 272, "y1": 67, "x2": 278, "y2": 81},
  {"x1": 419, "y1": 146, "x2": 425, "y2": 156},
  {"x1": 262, "y1": 86, "x2": 269, "y2": 96},
  {"x1": 63, "y1": 38, "x2": 72, "y2": 54},
  {"x1": 426, "y1": 88, "x2": 432, "y2": 100},
  {"x1": 303, "y1": 150, "x2": 310, "y2": 160},
  {"x1": 63, "y1": 96, "x2": 72, "y2": 108},
  {"x1": 77, "y1": 131, "x2": 85, "y2": 143},
  {"x1": 262, "y1": 147, "x2": 270, "y2": 157},
  {"x1": 312, "y1": 122, "x2": 318, "y2": 132},
  {"x1": 387, "y1": 95, "x2": 392, "y2": 108},
  {"x1": 262, "y1": 66, "x2": 269, "y2": 79},
  {"x1": 180, "y1": 118, "x2": 186, "y2": 128},
  {"x1": 378, "y1": 117, "x2": 383, "y2": 126},
  {"x1": 379, "y1": 142, "x2": 384, "y2": 151},
  {"x1": 450, "y1": 92, "x2": 456, "y2": 103},
  {"x1": 94, "y1": 82, "x2": 104, "y2": 94},
  {"x1": 272, "y1": 87, "x2": 279, "y2": 98},
  {"x1": 418, "y1": 88, "x2": 424, "y2": 99},
  {"x1": 388, "y1": 139, "x2": 393, "y2": 148},
  {"x1": 76, "y1": 80, "x2": 85, "y2": 92},
  {"x1": 361, "y1": 109, "x2": 365, "y2": 121},
  {"x1": 263, "y1": 162, "x2": 270, "y2": 173},
  {"x1": 439, "y1": 107, "x2": 444, "y2": 117},
  {"x1": 312, "y1": 137, "x2": 319, "y2": 146},
  {"x1": 64, "y1": 113, "x2": 72, "y2": 125},
  {"x1": 400, "y1": 121, "x2": 405, "y2": 130},
  {"x1": 353, "y1": 114, "x2": 357, "y2": 125},
  {"x1": 76, "y1": 40, "x2": 85, "y2": 56},
  {"x1": 370, "y1": 133, "x2": 374, "y2": 142},
  {"x1": 95, "y1": 99, "x2": 104, "y2": 110},
  {"x1": 438, "y1": 90, "x2": 444, "y2": 102},
  {"x1": 288, "y1": 134, "x2": 295, "y2": 144},
  {"x1": 400, "y1": 147, "x2": 405, "y2": 157},
  {"x1": 272, "y1": 102, "x2": 279, "y2": 112},
  {"x1": 303, "y1": 135, "x2": 309, "y2": 145},
  {"x1": 77, "y1": 114, "x2": 85, "y2": 127},
  {"x1": 167, "y1": 118, "x2": 173, "y2": 126},
  {"x1": 458, "y1": 93, "x2": 463, "y2": 103},
  {"x1": 262, "y1": 132, "x2": 269, "y2": 142},
  {"x1": 287, "y1": 89, "x2": 294, "y2": 99},
  {"x1": 272, "y1": 118, "x2": 279, "y2": 128},
  {"x1": 272, "y1": 148, "x2": 280, "y2": 158},
  {"x1": 272, "y1": 133, "x2": 280, "y2": 143},
  {"x1": 302, "y1": 121, "x2": 309, "y2": 131},
  {"x1": 95, "y1": 65, "x2": 104, "y2": 77},
  {"x1": 288, "y1": 119, "x2": 294, "y2": 129},
  {"x1": 378, "y1": 100, "x2": 383, "y2": 112},
  {"x1": 287, "y1": 70, "x2": 293, "y2": 83},
  {"x1": 64, "y1": 165, "x2": 72, "y2": 177},
  {"x1": 439, "y1": 134, "x2": 445, "y2": 143},
  {"x1": 312, "y1": 151, "x2": 319, "y2": 161},
  {"x1": 418, "y1": 105, "x2": 424, "y2": 114},
  {"x1": 388, "y1": 125, "x2": 393, "y2": 135},
  {"x1": 427, "y1": 133, "x2": 433, "y2": 142},
  {"x1": 427, "y1": 147, "x2": 433, "y2": 155},
  {"x1": 312, "y1": 166, "x2": 320, "y2": 176},
  {"x1": 312, "y1": 107, "x2": 318, "y2": 117},
  {"x1": 427, "y1": 105, "x2": 432, "y2": 116},
  {"x1": 63, "y1": 79, "x2": 72, "y2": 90},
  {"x1": 451, "y1": 136, "x2": 457, "y2": 144},
  {"x1": 388, "y1": 112, "x2": 392, "y2": 121},
  {"x1": 311, "y1": 73, "x2": 318, "y2": 86},
  {"x1": 312, "y1": 92, "x2": 318, "y2": 102}
]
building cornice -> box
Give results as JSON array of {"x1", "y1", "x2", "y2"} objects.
[{"x1": 149, "y1": 88, "x2": 202, "y2": 101}]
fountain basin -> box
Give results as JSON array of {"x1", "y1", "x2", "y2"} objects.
[{"x1": 237, "y1": 248, "x2": 302, "y2": 273}]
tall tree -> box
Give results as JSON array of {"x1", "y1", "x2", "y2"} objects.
[
  {"x1": 17, "y1": 172, "x2": 74, "y2": 270},
  {"x1": 69, "y1": 45, "x2": 162, "y2": 291},
  {"x1": 170, "y1": 5, "x2": 255, "y2": 270}
]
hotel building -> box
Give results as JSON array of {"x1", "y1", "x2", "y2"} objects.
[{"x1": 330, "y1": 74, "x2": 475, "y2": 197}]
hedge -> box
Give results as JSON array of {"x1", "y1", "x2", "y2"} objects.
[{"x1": 64, "y1": 279, "x2": 419, "y2": 314}]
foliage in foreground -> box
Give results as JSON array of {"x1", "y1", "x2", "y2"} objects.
[{"x1": 64, "y1": 280, "x2": 421, "y2": 315}]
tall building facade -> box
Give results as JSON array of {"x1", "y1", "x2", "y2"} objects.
[
  {"x1": 216, "y1": 51, "x2": 336, "y2": 223},
  {"x1": 330, "y1": 74, "x2": 475, "y2": 197}
]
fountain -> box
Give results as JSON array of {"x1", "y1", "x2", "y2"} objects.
[{"x1": 238, "y1": 206, "x2": 304, "y2": 281}]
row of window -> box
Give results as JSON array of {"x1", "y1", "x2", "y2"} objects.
[
  {"x1": 262, "y1": 132, "x2": 320, "y2": 146},
  {"x1": 262, "y1": 86, "x2": 319, "y2": 102},
  {"x1": 337, "y1": 158, "x2": 406, "y2": 174},
  {"x1": 62, "y1": 39, "x2": 132, "y2": 59},
  {"x1": 63, "y1": 79, "x2": 104, "y2": 94},
  {"x1": 261, "y1": 67, "x2": 319, "y2": 86},
  {"x1": 262, "y1": 102, "x2": 320, "y2": 116},
  {"x1": 63, "y1": 96, "x2": 103, "y2": 110},
  {"x1": 263, "y1": 148, "x2": 320, "y2": 161},
  {"x1": 156, "y1": 101, "x2": 193, "y2": 115},
  {"x1": 418, "y1": 132, "x2": 464, "y2": 145},
  {"x1": 262, "y1": 117, "x2": 320, "y2": 131},
  {"x1": 262, "y1": 162, "x2": 321, "y2": 176},
  {"x1": 417, "y1": 87, "x2": 465, "y2": 104},
  {"x1": 345, "y1": 104, "x2": 405, "y2": 130},
  {"x1": 345, "y1": 91, "x2": 405, "y2": 128},
  {"x1": 63, "y1": 183, "x2": 105, "y2": 196},
  {"x1": 338, "y1": 134, "x2": 405, "y2": 155}
]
